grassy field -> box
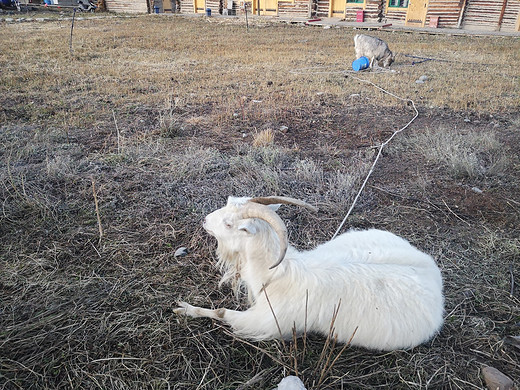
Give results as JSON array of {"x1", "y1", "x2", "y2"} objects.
[{"x1": 1, "y1": 12, "x2": 519, "y2": 389}]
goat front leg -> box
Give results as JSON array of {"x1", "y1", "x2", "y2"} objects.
[
  {"x1": 175, "y1": 301, "x2": 281, "y2": 340},
  {"x1": 174, "y1": 301, "x2": 238, "y2": 322}
]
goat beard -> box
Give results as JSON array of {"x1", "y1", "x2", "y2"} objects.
[{"x1": 215, "y1": 245, "x2": 247, "y2": 299}]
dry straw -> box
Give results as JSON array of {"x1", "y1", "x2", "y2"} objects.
[
  {"x1": 91, "y1": 178, "x2": 103, "y2": 241},
  {"x1": 253, "y1": 128, "x2": 275, "y2": 147}
]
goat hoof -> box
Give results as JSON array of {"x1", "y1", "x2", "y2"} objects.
[{"x1": 173, "y1": 301, "x2": 191, "y2": 315}]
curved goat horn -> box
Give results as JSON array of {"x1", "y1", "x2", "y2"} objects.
[
  {"x1": 250, "y1": 196, "x2": 319, "y2": 212},
  {"x1": 240, "y1": 202, "x2": 288, "y2": 269}
]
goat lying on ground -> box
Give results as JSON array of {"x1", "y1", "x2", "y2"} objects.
[
  {"x1": 175, "y1": 196, "x2": 444, "y2": 351},
  {"x1": 354, "y1": 34, "x2": 395, "y2": 68}
]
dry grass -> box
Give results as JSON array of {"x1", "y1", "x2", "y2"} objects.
[
  {"x1": 392, "y1": 126, "x2": 511, "y2": 180},
  {"x1": 252, "y1": 129, "x2": 275, "y2": 147},
  {"x1": 1, "y1": 12, "x2": 519, "y2": 389}
]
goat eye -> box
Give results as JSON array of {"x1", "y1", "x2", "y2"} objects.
[{"x1": 224, "y1": 221, "x2": 233, "y2": 229}]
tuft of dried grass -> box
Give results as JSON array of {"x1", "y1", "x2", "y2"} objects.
[
  {"x1": 392, "y1": 126, "x2": 511, "y2": 180},
  {"x1": 252, "y1": 128, "x2": 275, "y2": 147}
]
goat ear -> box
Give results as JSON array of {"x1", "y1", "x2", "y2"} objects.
[
  {"x1": 267, "y1": 204, "x2": 281, "y2": 212},
  {"x1": 237, "y1": 220, "x2": 257, "y2": 235}
]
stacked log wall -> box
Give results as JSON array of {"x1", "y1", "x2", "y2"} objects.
[
  {"x1": 500, "y1": 0, "x2": 520, "y2": 32},
  {"x1": 105, "y1": 0, "x2": 149, "y2": 13},
  {"x1": 206, "y1": 0, "x2": 221, "y2": 13},
  {"x1": 179, "y1": 0, "x2": 195, "y2": 13},
  {"x1": 316, "y1": 0, "x2": 329, "y2": 16},
  {"x1": 461, "y1": 0, "x2": 504, "y2": 30},
  {"x1": 110, "y1": 0, "x2": 519, "y2": 33},
  {"x1": 278, "y1": 0, "x2": 310, "y2": 16},
  {"x1": 424, "y1": 0, "x2": 462, "y2": 28},
  {"x1": 345, "y1": 0, "x2": 381, "y2": 21},
  {"x1": 384, "y1": 5, "x2": 407, "y2": 24}
]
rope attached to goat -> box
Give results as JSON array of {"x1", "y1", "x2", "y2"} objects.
[
  {"x1": 403, "y1": 54, "x2": 504, "y2": 67},
  {"x1": 289, "y1": 66, "x2": 419, "y2": 238},
  {"x1": 332, "y1": 75, "x2": 419, "y2": 239}
]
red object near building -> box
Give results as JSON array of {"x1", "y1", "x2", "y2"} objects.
[{"x1": 356, "y1": 9, "x2": 364, "y2": 22}]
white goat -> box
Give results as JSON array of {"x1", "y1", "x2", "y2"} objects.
[
  {"x1": 175, "y1": 196, "x2": 444, "y2": 351},
  {"x1": 354, "y1": 34, "x2": 395, "y2": 68}
]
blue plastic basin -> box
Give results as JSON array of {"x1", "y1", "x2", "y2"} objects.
[{"x1": 352, "y1": 56, "x2": 370, "y2": 71}]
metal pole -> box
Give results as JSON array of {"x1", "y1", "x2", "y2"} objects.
[
  {"x1": 245, "y1": 0, "x2": 249, "y2": 31},
  {"x1": 69, "y1": 8, "x2": 76, "y2": 54}
]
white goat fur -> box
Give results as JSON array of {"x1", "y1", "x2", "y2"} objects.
[
  {"x1": 354, "y1": 34, "x2": 395, "y2": 68},
  {"x1": 175, "y1": 197, "x2": 444, "y2": 351}
]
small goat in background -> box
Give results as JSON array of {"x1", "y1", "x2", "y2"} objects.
[
  {"x1": 354, "y1": 34, "x2": 395, "y2": 68},
  {"x1": 175, "y1": 196, "x2": 444, "y2": 351}
]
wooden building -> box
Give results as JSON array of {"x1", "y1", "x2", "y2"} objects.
[
  {"x1": 249, "y1": 0, "x2": 312, "y2": 16},
  {"x1": 318, "y1": 0, "x2": 382, "y2": 21},
  {"x1": 247, "y1": 0, "x2": 520, "y2": 32},
  {"x1": 179, "y1": 0, "x2": 204, "y2": 13},
  {"x1": 182, "y1": 0, "x2": 222, "y2": 13},
  {"x1": 459, "y1": 0, "x2": 520, "y2": 31},
  {"x1": 105, "y1": 0, "x2": 149, "y2": 13},
  {"x1": 385, "y1": 0, "x2": 518, "y2": 30},
  {"x1": 104, "y1": 0, "x2": 520, "y2": 33},
  {"x1": 318, "y1": 0, "x2": 520, "y2": 32}
]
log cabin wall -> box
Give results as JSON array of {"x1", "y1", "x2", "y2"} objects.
[
  {"x1": 384, "y1": 3, "x2": 407, "y2": 25},
  {"x1": 278, "y1": 0, "x2": 311, "y2": 17},
  {"x1": 105, "y1": 0, "x2": 149, "y2": 13},
  {"x1": 461, "y1": 0, "x2": 506, "y2": 30},
  {"x1": 425, "y1": 0, "x2": 463, "y2": 28},
  {"x1": 103, "y1": 0, "x2": 519, "y2": 33},
  {"x1": 344, "y1": 3, "x2": 364, "y2": 22},
  {"x1": 205, "y1": 0, "x2": 221, "y2": 13},
  {"x1": 179, "y1": 0, "x2": 190, "y2": 13},
  {"x1": 179, "y1": 0, "x2": 196, "y2": 13},
  {"x1": 315, "y1": 0, "x2": 382, "y2": 20},
  {"x1": 344, "y1": 0, "x2": 381, "y2": 21},
  {"x1": 316, "y1": 0, "x2": 329, "y2": 16},
  {"x1": 383, "y1": 0, "x2": 519, "y2": 31},
  {"x1": 500, "y1": 0, "x2": 520, "y2": 32}
]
